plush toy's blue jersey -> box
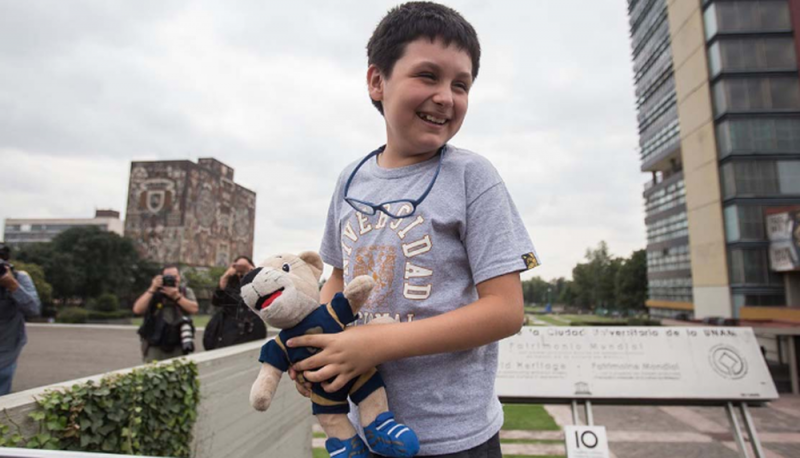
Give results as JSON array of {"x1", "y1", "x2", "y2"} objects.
[{"x1": 259, "y1": 292, "x2": 384, "y2": 414}]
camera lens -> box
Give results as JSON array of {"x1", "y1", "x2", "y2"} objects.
[{"x1": 180, "y1": 317, "x2": 195, "y2": 354}]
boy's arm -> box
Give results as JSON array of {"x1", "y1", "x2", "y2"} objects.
[
  {"x1": 320, "y1": 268, "x2": 344, "y2": 305},
  {"x1": 289, "y1": 271, "x2": 524, "y2": 392}
]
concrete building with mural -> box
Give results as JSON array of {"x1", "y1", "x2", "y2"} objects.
[{"x1": 123, "y1": 158, "x2": 256, "y2": 268}]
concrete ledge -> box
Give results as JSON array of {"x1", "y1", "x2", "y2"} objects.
[{"x1": 0, "y1": 339, "x2": 312, "y2": 458}]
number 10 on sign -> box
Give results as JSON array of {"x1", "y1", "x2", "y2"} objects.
[{"x1": 564, "y1": 426, "x2": 610, "y2": 458}]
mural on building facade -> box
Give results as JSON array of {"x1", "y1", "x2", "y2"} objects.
[{"x1": 124, "y1": 159, "x2": 256, "y2": 268}]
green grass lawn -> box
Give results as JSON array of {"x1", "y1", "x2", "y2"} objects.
[
  {"x1": 560, "y1": 314, "x2": 624, "y2": 324},
  {"x1": 502, "y1": 404, "x2": 560, "y2": 431},
  {"x1": 532, "y1": 314, "x2": 568, "y2": 326},
  {"x1": 529, "y1": 314, "x2": 628, "y2": 327}
]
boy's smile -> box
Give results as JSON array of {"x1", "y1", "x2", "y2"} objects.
[{"x1": 368, "y1": 37, "x2": 473, "y2": 168}]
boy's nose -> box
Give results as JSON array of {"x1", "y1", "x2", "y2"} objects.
[{"x1": 431, "y1": 85, "x2": 454, "y2": 108}]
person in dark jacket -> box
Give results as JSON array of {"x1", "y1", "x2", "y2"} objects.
[
  {"x1": 0, "y1": 243, "x2": 40, "y2": 396},
  {"x1": 203, "y1": 256, "x2": 266, "y2": 350}
]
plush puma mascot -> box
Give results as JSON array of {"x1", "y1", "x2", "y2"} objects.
[{"x1": 240, "y1": 251, "x2": 419, "y2": 458}]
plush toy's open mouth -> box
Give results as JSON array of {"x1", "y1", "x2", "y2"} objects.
[{"x1": 256, "y1": 288, "x2": 284, "y2": 311}]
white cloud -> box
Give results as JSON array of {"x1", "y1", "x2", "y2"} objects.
[{"x1": 0, "y1": 0, "x2": 646, "y2": 280}]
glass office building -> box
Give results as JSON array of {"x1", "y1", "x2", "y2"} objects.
[{"x1": 627, "y1": 0, "x2": 800, "y2": 319}]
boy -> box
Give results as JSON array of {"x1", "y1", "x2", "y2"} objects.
[{"x1": 289, "y1": 2, "x2": 539, "y2": 456}]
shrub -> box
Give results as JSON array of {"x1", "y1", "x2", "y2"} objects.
[
  {"x1": 627, "y1": 317, "x2": 661, "y2": 326},
  {"x1": 86, "y1": 293, "x2": 119, "y2": 313},
  {"x1": 87, "y1": 310, "x2": 133, "y2": 321},
  {"x1": 0, "y1": 359, "x2": 200, "y2": 457},
  {"x1": 56, "y1": 307, "x2": 89, "y2": 324}
]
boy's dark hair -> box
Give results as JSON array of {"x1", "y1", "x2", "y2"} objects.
[{"x1": 367, "y1": 1, "x2": 481, "y2": 114}]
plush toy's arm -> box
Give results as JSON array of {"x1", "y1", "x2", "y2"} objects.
[
  {"x1": 250, "y1": 363, "x2": 283, "y2": 411},
  {"x1": 342, "y1": 275, "x2": 376, "y2": 316},
  {"x1": 251, "y1": 339, "x2": 289, "y2": 411}
]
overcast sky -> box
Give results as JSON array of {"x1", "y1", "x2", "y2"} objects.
[{"x1": 0, "y1": 0, "x2": 645, "y2": 280}]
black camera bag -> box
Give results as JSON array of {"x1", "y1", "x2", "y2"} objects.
[{"x1": 138, "y1": 287, "x2": 189, "y2": 350}]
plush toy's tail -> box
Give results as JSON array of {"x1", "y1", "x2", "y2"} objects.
[
  {"x1": 364, "y1": 411, "x2": 420, "y2": 457},
  {"x1": 325, "y1": 434, "x2": 369, "y2": 458}
]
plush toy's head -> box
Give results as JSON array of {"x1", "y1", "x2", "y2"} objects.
[{"x1": 240, "y1": 251, "x2": 323, "y2": 329}]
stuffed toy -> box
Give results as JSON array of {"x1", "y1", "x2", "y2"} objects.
[{"x1": 240, "y1": 251, "x2": 419, "y2": 458}]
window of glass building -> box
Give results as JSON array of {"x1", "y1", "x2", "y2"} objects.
[
  {"x1": 712, "y1": 76, "x2": 800, "y2": 115},
  {"x1": 729, "y1": 247, "x2": 784, "y2": 285},
  {"x1": 733, "y1": 292, "x2": 786, "y2": 309},
  {"x1": 717, "y1": 117, "x2": 800, "y2": 157},
  {"x1": 708, "y1": 37, "x2": 797, "y2": 76},
  {"x1": 721, "y1": 160, "x2": 800, "y2": 198},
  {"x1": 724, "y1": 204, "x2": 766, "y2": 242},
  {"x1": 704, "y1": 0, "x2": 791, "y2": 41}
]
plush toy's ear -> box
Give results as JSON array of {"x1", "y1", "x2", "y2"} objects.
[{"x1": 298, "y1": 251, "x2": 323, "y2": 281}]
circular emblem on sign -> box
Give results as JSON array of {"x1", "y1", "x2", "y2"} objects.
[
  {"x1": 195, "y1": 188, "x2": 216, "y2": 227},
  {"x1": 709, "y1": 344, "x2": 748, "y2": 380}
]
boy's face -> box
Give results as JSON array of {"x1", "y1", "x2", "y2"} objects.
[{"x1": 368, "y1": 37, "x2": 473, "y2": 163}]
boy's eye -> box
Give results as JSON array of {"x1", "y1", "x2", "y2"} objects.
[{"x1": 418, "y1": 72, "x2": 436, "y2": 80}]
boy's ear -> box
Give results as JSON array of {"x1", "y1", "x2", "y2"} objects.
[{"x1": 367, "y1": 64, "x2": 384, "y2": 102}]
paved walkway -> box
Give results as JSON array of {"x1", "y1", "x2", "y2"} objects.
[
  {"x1": 11, "y1": 324, "x2": 205, "y2": 392},
  {"x1": 311, "y1": 398, "x2": 800, "y2": 457}
]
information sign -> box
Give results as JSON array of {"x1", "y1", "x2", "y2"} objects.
[{"x1": 496, "y1": 327, "x2": 778, "y2": 401}]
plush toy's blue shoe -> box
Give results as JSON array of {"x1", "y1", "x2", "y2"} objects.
[
  {"x1": 364, "y1": 411, "x2": 420, "y2": 457},
  {"x1": 325, "y1": 434, "x2": 369, "y2": 458}
]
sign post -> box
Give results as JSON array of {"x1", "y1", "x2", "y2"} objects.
[
  {"x1": 496, "y1": 327, "x2": 779, "y2": 458},
  {"x1": 564, "y1": 426, "x2": 610, "y2": 458}
]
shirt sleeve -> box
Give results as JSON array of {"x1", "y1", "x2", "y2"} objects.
[
  {"x1": 319, "y1": 170, "x2": 347, "y2": 270},
  {"x1": 464, "y1": 182, "x2": 540, "y2": 285},
  {"x1": 184, "y1": 286, "x2": 197, "y2": 303},
  {"x1": 11, "y1": 271, "x2": 41, "y2": 318},
  {"x1": 259, "y1": 339, "x2": 290, "y2": 372}
]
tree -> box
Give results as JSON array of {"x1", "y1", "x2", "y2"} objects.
[
  {"x1": 615, "y1": 249, "x2": 648, "y2": 311},
  {"x1": 16, "y1": 227, "x2": 159, "y2": 306},
  {"x1": 571, "y1": 241, "x2": 623, "y2": 310},
  {"x1": 183, "y1": 266, "x2": 227, "y2": 313}
]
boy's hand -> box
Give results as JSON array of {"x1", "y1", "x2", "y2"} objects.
[
  {"x1": 288, "y1": 367, "x2": 312, "y2": 398},
  {"x1": 288, "y1": 325, "x2": 384, "y2": 393}
]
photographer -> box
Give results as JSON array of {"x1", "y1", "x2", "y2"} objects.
[
  {"x1": 203, "y1": 256, "x2": 266, "y2": 350},
  {"x1": 133, "y1": 265, "x2": 198, "y2": 363},
  {"x1": 0, "y1": 243, "x2": 40, "y2": 395}
]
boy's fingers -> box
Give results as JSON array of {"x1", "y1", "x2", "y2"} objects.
[
  {"x1": 292, "y1": 353, "x2": 327, "y2": 372},
  {"x1": 294, "y1": 381, "x2": 311, "y2": 398},
  {"x1": 286, "y1": 334, "x2": 328, "y2": 349},
  {"x1": 302, "y1": 365, "x2": 338, "y2": 384},
  {"x1": 322, "y1": 376, "x2": 347, "y2": 393}
]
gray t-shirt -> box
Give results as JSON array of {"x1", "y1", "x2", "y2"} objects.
[{"x1": 320, "y1": 144, "x2": 539, "y2": 455}]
